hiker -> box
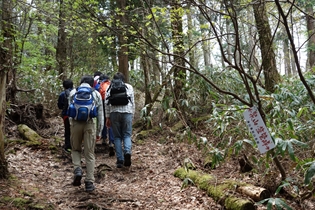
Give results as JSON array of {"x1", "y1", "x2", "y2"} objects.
[
  {"x1": 98, "y1": 74, "x2": 115, "y2": 156},
  {"x1": 93, "y1": 71, "x2": 102, "y2": 88},
  {"x1": 93, "y1": 72, "x2": 114, "y2": 152},
  {"x1": 57, "y1": 79, "x2": 73, "y2": 152},
  {"x1": 105, "y1": 72, "x2": 135, "y2": 168},
  {"x1": 68, "y1": 75, "x2": 104, "y2": 192},
  {"x1": 94, "y1": 73, "x2": 104, "y2": 92}
]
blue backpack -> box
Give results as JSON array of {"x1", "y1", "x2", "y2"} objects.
[{"x1": 67, "y1": 87, "x2": 98, "y2": 121}]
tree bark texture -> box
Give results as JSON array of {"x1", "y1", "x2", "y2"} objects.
[
  {"x1": 187, "y1": 4, "x2": 196, "y2": 68},
  {"x1": 117, "y1": 0, "x2": 129, "y2": 82},
  {"x1": 253, "y1": 0, "x2": 280, "y2": 93},
  {"x1": 198, "y1": 13, "x2": 211, "y2": 67},
  {"x1": 306, "y1": 6, "x2": 315, "y2": 69},
  {"x1": 56, "y1": 0, "x2": 68, "y2": 80},
  {"x1": 0, "y1": 70, "x2": 8, "y2": 179},
  {"x1": 141, "y1": 52, "x2": 152, "y2": 106},
  {"x1": 171, "y1": 0, "x2": 187, "y2": 110},
  {"x1": 174, "y1": 167, "x2": 257, "y2": 210},
  {"x1": 0, "y1": 0, "x2": 13, "y2": 179},
  {"x1": 282, "y1": 30, "x2": 292, "y2": 76}
]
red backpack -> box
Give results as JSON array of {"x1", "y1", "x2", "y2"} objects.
[{"x1": 99, "y1": 80, "x2": 111, "y2": 100}]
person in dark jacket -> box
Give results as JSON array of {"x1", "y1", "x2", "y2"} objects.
[{"x1": 57, "y1": 79, "x2": 73, "y2": 152}]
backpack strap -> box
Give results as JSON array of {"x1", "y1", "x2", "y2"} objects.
[{"x1": 106, "y1": 83, "x2": 112, "y2": 93}]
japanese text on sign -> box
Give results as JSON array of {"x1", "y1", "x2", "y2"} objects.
[{"x1": 243, "y1": 106, "x2": 275, "y2": 154}]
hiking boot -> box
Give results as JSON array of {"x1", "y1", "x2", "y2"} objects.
[
  {"x1": 109, "y1": 144, "x2": 115, "y2": 157},
  {"x1": 116, "y1": 160, "x2": 123, "y2": 168},
  {"x1": 72, "y1": 167, "x2": 82, "y2": 186},
  {"x1": 85, "y1": 181, "x2": 95, "y2": 192},
  {"x1": 124, "y1": 153, "x2": 131, "y2": 167}
]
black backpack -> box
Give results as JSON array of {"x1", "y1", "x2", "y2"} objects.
[{"x1": 106, "y1": 79, "x2": 130, "y2": 106}]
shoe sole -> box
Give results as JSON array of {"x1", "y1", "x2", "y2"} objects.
[
  {"x1": 124, "y1": 154, "x2": 131, "y2": 167},
  {"x1": 85, "y1": 187, "x2": 95, "y2": 192},
  {"x1": 73, "y1": 175, "x2": 82, "y2": 186}
]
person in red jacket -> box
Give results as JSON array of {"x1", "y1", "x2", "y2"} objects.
[{"x1": 99, "y1": 74, "x2": 115, "y2": 156}]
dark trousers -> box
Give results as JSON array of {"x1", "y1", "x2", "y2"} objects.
[
  {"x1": 63, "y1": 116, "x2": 71, "y2": 149},
  {"x1": 102, "y1": 126, "x2": 114, "y2": 144}
]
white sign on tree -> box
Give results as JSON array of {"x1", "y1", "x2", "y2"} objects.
[{"x1": 243, "y1": 106, "x2": 275, "y2": 154}]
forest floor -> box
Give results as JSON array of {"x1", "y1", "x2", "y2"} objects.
[{"x1": 0, "y1": 116, "x2": 315, "y2": 210}]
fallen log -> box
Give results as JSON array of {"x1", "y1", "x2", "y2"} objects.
[
  {"x1": 17, "y1": 124, "x2": 42, "y2": 146},
  {"x1": 174, "y1": 167, "x2": 268, "y2": 210},
  {"x1": 236, "y1": 185, "x2": 270, "y2": 202}
]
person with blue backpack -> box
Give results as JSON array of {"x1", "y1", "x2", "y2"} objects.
[
  {"x1": 68, "y1": 75, "x2": 104, "y2": 192},
  {"x1": 57, "y1": 79, "x2": 73, "y2": 153},
  {"x1": 105, "y1": 72, "x2": 135, "y2": 168}
]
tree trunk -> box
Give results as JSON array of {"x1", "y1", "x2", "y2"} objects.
[
  {"x1": 0, "y1": 71, "x2": 8, "y2": 179},
  {"x1": 141, "y1": 51, "x2": 152, "y2": 106},
  {"x1": 111, "y1": 34, "x2": 119, "y2": 72},
  {"x1": 117, "y1": 0, "x2": 129, "y2": 82},
  {"x1": 290, "y1": 49, "x2": 297, "y2": 75},
  {"x1": 187, "y1": 4, "x2": 196, "y2": 69},
  {"x1": 247, "y1": 7, "x2": 259, "y2": 73},
  {"x1": 306, "y1": 6, "x2": 315, "y2": 69},
  {"x1": 283, "y1": 35, "x2": 292, "y2": 76},
  {"x1": 278, "y1": 21, "x2": 292, "y2": 76},
  {"x1": 171, "y1": 0, "x2": 187, "y2": 111},
  {"x1": 0, "y1": 0, "x2": 13, "y2": 179},
  {"x1": 253, "y1": 0, "x2": 280, "y2": 93},
  {"x1": 56, "y1": 0, "x2": 67, "y2": 80},
  {"x1": 198, "y1": 13, "x2": 211, "y2": 67}
]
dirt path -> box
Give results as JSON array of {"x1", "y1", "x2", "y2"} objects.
[
  {"x1": 2, "y1": 136, "x2": 222, "y2": 209},
  {"x1": 3, "y1": 118, "x2": 313, "y2": 210}
]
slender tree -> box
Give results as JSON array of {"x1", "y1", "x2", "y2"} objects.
[
  {"x1": 306, "y1": 4, "x2": 315, "y2": 69},
  {"x1": 252, "y1": 0, "x2": 281, "y2": 93},
  {"x1": 117, "y1": 0, "x2": 129, "y2": 81},
  {"x1": 0, "y1": 0, "x2": 13, "y2": 178},
  {"x1": 56, "y1": 0, "x2": 68, "y2": 80},
  {"x1": 170, "y1": 0, "x2": 186, "y2": 112}
]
